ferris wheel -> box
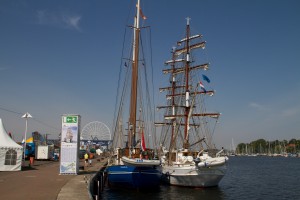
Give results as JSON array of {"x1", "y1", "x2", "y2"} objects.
[{"x1": 81, "y1": 121, "x2": 111, "y2": 141}]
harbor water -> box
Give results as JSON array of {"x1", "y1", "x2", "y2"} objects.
[{"x1": 100, "y1": 156, "x2": 300, "y2": 200}]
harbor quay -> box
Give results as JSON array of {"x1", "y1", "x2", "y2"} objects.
[{"x1": 0, "y1": 157, "x2": 108, "y2": 200}]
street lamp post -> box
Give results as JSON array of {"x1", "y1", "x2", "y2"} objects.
[
  {"x1": 45, "y1": 133, "x2": 51, "y2": 145},
  {"x1": 22, "y1": 112, "x2": 32, "y2": 163}
]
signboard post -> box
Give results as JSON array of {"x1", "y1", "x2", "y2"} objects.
[{"x1": 59, "y1": 114, "x2": 81, "y2": 175}]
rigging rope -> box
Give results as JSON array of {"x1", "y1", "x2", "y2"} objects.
[{"x1": 0, "y1": 105, "x2": 60, "y2": 131}]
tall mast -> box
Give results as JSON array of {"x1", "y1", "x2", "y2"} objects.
[
  {"x1": 183, "y1": 17, "x2": 191, "y2": 149},
  {"x1": 156, "y1": 18, "x2": 221, "y2": 151},
  {"x1": 171, "y1": 47, "x2": 177, "y2": 150},
  {"x1": 129, "y1": 0, "x2": 140, "y2": 147}
]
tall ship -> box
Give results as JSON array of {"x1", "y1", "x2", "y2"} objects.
[
  {"x1": 156, "y1": 18, "x2": 228, "y2": 187},
  {"x1": 105, "y1": 0, "x2": 162, "y2": 189}
]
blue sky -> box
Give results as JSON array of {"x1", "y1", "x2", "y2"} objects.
[{"x1": 0, "y1": 0, "x2": 299, "y2": 149}]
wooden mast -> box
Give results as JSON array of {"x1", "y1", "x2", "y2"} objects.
[
  {"x1": 128, "y1": 0, "x2": 140, "y2": 148},
  {"x1": 171, "y1": 47, "x2": 177, "y2": 150},
  {"x1": 183, "y1": 17, "x2": 191, "y2": 149}
]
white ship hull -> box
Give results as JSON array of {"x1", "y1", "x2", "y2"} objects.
[
  {"x1": 121, "y1": 156, "x2": 161, "y2": 167},
  {"x1": 162, "y1": 164, "x2": 227, "y2": 187}
]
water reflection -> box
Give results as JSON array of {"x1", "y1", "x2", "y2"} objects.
[
  {"x1": 101, "y1": 184, "x2": 226, "y2": 200},
  {"x1": 101, "y1": 157, "x2": 300, "y2": 200}
]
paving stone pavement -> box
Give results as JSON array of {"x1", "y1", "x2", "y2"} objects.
[{"x1": 0, "y1": 157, "x2": 107, "y2": 200}]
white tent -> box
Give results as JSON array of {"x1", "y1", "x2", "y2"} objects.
[{"x1": 0, "y1": 118, "x2": 23, "y2": 171}]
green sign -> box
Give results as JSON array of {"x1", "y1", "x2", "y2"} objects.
[{"x1": 65, "y1": 116, "x2": 78, "y2": 123}]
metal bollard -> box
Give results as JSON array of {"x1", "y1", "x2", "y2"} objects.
[{"x1": 97, "y1": 180, "x2": 100, "y2": 197}]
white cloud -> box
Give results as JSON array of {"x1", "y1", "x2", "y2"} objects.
[
  {"x1": 62, "y1": 15, "x2": 81, "y2": 31},
  {"x1": 249, "y1": 102, "x2": 268, "y2": 111},
  {"x1": 281, "y1": 106, "x2": 300, "y2": 117},
  {"x1": 36, "y1": 10, "x2": 82, "y2": 31}
]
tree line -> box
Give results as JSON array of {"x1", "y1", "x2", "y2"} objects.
[{"x1": 236, "y1": 138, "x2": 300, "y2": 155}]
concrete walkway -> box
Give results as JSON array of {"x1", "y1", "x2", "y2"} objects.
[
  {"x1": 0, "y1": 157, "x2": 107, "y2": 200},
  {"x1": 57, "y1": 158, "x2": 107, "y2": 200}
]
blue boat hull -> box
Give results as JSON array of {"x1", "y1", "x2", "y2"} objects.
[{"x1": 106, "y1": 165, "x2": 162, "y2": 189}]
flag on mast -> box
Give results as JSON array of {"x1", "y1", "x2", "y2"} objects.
[
  {"x1": 139, "y1": 8, "x2": 147, "y2": 20},
  {"x1": 141, "y1": 130, "x2": 146, "y2": 151},
  {"x1": 202, "y1": 74, "x2": 211, "y2": 83},
  {"x1": 199, "y1": 81, "x2": 206, "y2": 93}
]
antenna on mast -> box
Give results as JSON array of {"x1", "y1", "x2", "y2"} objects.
[
  {"x1": 186, "y1": 17, "x2": 191, "y2": 25},
  {"x1": 136, "y1": 0, "x2": 140, "y2": 29}
]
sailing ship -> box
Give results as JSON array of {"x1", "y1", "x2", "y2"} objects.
[
  {"x1": 156, "y1": 18, "x2": 228, "y2": 187},
  {"x1": 105, "y1": 0, "x2": 162, "y2": 189}
]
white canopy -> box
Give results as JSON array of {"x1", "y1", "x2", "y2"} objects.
[{"x1": 0, "y1": 118, "x2": 23, "y2": 171}]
